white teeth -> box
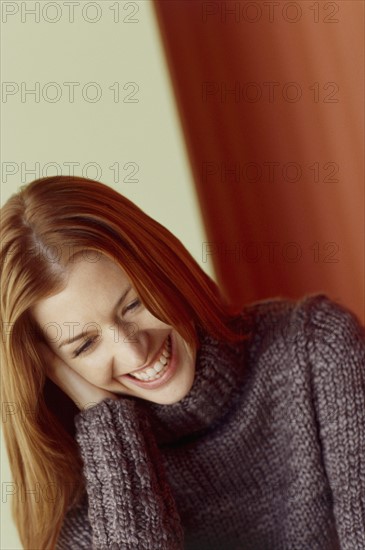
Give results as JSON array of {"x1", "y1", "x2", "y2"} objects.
[
  {"x1": 146, "y1": 368, "x2": 157, "y2": 376},
  {"x1": 129, "y1": 336, "x2": 171, "y2": 380}
]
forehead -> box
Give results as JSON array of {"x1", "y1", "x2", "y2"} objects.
[{"x1": 30, "y1": 254, "x2": 130, "y2": 327}]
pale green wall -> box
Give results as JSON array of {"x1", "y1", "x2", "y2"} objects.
[{"x1": 0, "y1": 2, "x2": 213, "y2": 547}]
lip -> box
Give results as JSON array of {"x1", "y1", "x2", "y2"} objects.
[{"x1": 117, "y1": 333, "x2": 178, "y2": 390}]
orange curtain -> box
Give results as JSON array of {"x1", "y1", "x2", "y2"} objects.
[{"x1": 153, "y1": 0, "x2": 364, "y2": 323}]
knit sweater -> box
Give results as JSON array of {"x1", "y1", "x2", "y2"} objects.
[{"x1": 56, "y1": 293, "x2": 365, "y2": 550}]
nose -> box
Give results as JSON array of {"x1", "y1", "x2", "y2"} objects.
[{"x1": 109, "y1": 322, "x2": 147, "y2": 375}]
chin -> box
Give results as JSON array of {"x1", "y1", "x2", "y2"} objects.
[{"x1": 147, "y1": 367, "x2": 196, "y2": 405}]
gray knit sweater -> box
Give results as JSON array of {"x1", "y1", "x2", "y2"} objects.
[{"x1": 56, "y1": 293, "x2": 365, "y2": 550}]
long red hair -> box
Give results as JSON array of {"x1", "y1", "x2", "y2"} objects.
[{"x1": 0, "y1": 175, "x2": 250, "y2": 548}]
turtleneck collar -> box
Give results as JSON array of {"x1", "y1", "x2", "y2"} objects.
[{"x1": 138, "y1": 319, "x2": 250, "y2": 447}]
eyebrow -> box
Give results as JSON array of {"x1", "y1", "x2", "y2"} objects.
[{"x1": 58, "y1": 284, "x2": 132, "y2": 349}]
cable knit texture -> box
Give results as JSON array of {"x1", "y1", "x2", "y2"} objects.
[{"x1": 56, "y1": 293, "x2": 365, "y2": 550}]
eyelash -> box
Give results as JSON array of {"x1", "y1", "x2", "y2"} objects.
[{"x1": 72, "y1": 299, "x2": 141, "y2": 358}]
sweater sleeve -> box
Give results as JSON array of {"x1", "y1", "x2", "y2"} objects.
[
  {"x1": 303, "y1": 295, "x2": 365, "y2": 550},
  {"x1": 56, "y1": 396, "x2": 184, "y2": 550}
]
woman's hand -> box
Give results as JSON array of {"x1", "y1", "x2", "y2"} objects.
[{"x1": 38, "y1": 342, "x2": 119, "y2": 411}]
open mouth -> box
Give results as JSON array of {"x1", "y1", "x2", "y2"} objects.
[
  {"x1": 127, "y1": 335, "x2": 171, "y2": 381},
  {"x1": 119, "y1": 333, "x2": 177, "y2": 389}
]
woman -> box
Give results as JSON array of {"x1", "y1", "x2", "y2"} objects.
[{"x1": 1, "y1": 175, "x2": 364, "y2": 550}]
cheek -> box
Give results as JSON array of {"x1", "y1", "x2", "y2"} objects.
[
  {"x1": 75, "y1": 359, "x2": 112, "y2": 387},
  {"x1": 143, "y1": 309, "x2": 170, "y2": 328}
]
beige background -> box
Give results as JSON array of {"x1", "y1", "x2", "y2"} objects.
[{"x1": 0, "y1": 1, "x2": 212, "y2": 547}]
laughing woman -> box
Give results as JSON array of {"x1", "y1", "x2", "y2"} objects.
[{"x1": 1, "y1": 175, "x2": 364, "y2": 550}]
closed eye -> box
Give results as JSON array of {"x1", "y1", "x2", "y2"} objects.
[
  {"x1": 72, "y1": 299, "x2": 142, "y2": 358},
  {"x1": 73, "y1": 336, "x2": 99, "y2": 358},
  {"x1": 122, "y1": 298, "x2": 141, "y2": 315}
]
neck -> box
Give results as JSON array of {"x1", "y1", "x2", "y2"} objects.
[{"x1": 138, "y1": 324, "x2": 249, "y2": 446}]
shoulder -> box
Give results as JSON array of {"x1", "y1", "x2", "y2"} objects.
[
  {"x1": 291, "y1": 292, "x2": 364, "y2": 341},
  {"x1": 240, "y1": 293, "x2": 365, "y2": 432},
  {"x1": 238, "y1": 292, "x2": 365, "y2": 372},
  {"x1": 241, "y1": 291, "x2": 363, "y2": 343},
  {"x1": 292, "y1": 295, "x2": 365, "y2": 409},
  {"x1": 290, "y1": 293, "x2": 365, "y2": 369}
]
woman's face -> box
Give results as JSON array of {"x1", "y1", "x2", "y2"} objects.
[{"x1": 31, "y1": 253, "x2": 197, "y2": 405}]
